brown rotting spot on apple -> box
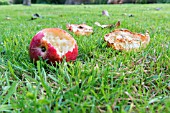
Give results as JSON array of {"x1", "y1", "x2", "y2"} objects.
[{"x1": 78, "y1": 26, "x2": 84, "y2": 29}]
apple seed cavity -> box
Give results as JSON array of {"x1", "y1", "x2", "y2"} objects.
[{"x1": 41, "y1": 46, "x2": 46, "y2": 52}]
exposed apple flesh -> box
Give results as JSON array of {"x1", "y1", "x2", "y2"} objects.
[
  {"x1": 66, "y1": 24, "x2": 93, "y2": 36},
  {"x1": 29, "y1": 28, "x2": 78, "y2": 64},
  {"x1": 104, "y1": 29, "x2": 150, "y2": 51}
]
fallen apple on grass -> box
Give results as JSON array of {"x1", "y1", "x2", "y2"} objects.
[
  {"x1": 104, "y1": 29, "x2": 150, "y2": 51},
  {"x1": 66, "y1": 24, "x2": 93, "y2": 36},
  {"x1": 29, "y1": 28, "x2": 78, "y2": 65}
]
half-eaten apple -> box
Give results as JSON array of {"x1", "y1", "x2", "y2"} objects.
[
  {"x1": 29, "y1": 28, "x2": 78, "y2": 64},
  {"x1": 66, "y1": 24, "x2": 93, "y2": 36},
  {"x1": 104, "y1": 29, "x2": 150, "y2": 51}
]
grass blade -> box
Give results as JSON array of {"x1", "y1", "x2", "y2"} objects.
[
  {"x1": 2, "y1": 81, "x2": 18, "y2": 104},
  {"x1": 0, "y1": 105, "x2": 13, "y2": 112},
  {"x1": 7, "y1": 61, "x2": 19, "y2": 80}
]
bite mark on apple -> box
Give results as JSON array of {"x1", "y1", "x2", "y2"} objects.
[{"x1": 42, "y1": 32, "x2": 75, "y2": 58}]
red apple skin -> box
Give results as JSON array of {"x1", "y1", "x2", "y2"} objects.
[{"x1": 29, "y1": 28, "x2": 78, "y2": 64}]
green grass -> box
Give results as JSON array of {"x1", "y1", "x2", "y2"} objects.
[{"x1": 0, "y1": 4, "x2": 170, "y2": 112}]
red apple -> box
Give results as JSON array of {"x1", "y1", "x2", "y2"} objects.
[{"x1": 29, "y1": 28, "x2": 78, "y2": 64}]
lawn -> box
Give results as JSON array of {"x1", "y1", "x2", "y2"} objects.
[{"x1": 0, "y1": 4, "x2": 170, "y2": 112}]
